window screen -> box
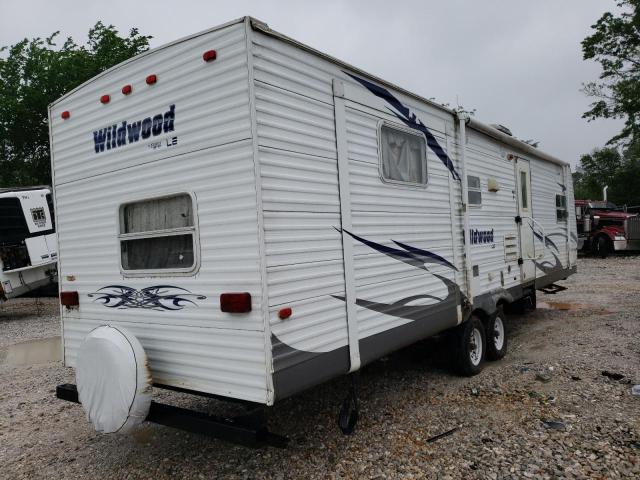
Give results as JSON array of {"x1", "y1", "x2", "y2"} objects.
[
  {"x1": 467, "y1": 175, "x2": 482, "y2": 206},
  {"x1": 380, "y1": 125, "x2": 427, "y2": 185},
  {"x1": 556, "y1": 194, "x2": 567, "y2": 222},
  {"x1": 119, "y1": 194, "x2": 197, "y2": 273}
]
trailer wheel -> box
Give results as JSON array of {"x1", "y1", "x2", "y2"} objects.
[
  {"x1": 595, "y1": 235, "x2": 610, "y2": 258},
  {"x1": 451, "y1": 315, "x2": 485, "y2": 376},
  {"x1": 486, "y1": 307, "x2": 507, "y2": 361}
]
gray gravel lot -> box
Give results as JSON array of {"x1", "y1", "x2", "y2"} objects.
[{"x1": 1, "y1": 256, "x2": 639, "y2": 479}]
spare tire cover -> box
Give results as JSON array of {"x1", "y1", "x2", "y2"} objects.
[{"x1": 76, "y1": 325, "x2": 152, "y2": 433}]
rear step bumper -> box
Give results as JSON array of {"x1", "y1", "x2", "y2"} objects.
[{"x1": 56, "y1": 384, "x2": 288, "y2": 448}]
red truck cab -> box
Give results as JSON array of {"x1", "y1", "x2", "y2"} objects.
[{"x1": 575, "y1": 200, "x2": 640, "y2": 257}]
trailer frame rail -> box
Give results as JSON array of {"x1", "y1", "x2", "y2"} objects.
[{"x1": 55, "y1": 383, "x2": 288, "y2": 449}]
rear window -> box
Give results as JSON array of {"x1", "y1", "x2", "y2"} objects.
[{"x1": 119, "y1": 193, "x2": 198, "y2": 274}]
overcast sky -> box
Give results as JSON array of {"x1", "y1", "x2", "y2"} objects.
[{"x1": 1, "y1": 0, "x2": 624, "y2": 167}]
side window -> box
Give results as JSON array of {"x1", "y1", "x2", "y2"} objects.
[
  {"x1": 119, "y1": 193, "x2": 198, "y2": 273},
  {"x1": 556, "y1": 194, "x2": 567, "y2": 222},
  {"x1": 520, "y1": 171, "x2": 529, "y2": 210},
  {"x1": 46, "y1": 193, "x2": 55, "y2": 230},
  {"x1": 467, "y1": 175, "x2": 482, "y2": 206},
  {"x1": 379, "y1": 124, "x2": 427, "y2": 186}
]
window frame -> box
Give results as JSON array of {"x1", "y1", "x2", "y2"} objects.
[
  {"x1": 117, "y1": 191, "x2": 200, "y2": 277},
  {"x1": 377, "y1": 121, "x2": 429, "y2": 188},
  {"x1": 555, "y1": 194, "x2": 568, "y2": 222},
  {"x1": 467, "y1": 175, "x2": 482, "y2": 207}
]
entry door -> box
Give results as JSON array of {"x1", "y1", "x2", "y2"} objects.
[{"x1": 515, "y1": 159, "x2": 536, "y2": 282}]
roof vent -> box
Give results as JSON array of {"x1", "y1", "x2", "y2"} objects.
[{"x1": 490, "y1": 124, "x2": 513, "y2": 136}]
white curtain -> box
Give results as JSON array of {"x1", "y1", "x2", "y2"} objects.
[
  {"x1": 123, "y1": 194, "x2": 192, "y2": 233},
  {"x1": 381, "y1": 127, "x2": 425, "y2": 184}
]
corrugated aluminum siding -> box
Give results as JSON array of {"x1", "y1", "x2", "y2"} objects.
[
  {"x1": 530, "y1": 156, "x2": 571, "y2": 271},
  {"x1": 51, "y1": 23, "x2": 271, "y2": 404},
  {"x1": 343, "y1": 99, "x2": 460, "y2": 338},
  {"x1": 465, "y1": 131, "x2": 521, "y2": 293},
  {"x1": 253, "y1": 32, "x2": 349, "y2": 359}
]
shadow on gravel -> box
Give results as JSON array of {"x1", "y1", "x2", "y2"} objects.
[{"x1": 160, "y1": 333, "x2": 460, "y2": 449}]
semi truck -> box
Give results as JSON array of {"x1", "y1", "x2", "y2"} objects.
[{"x1": 575, "y1": 199, "x2": 640, "y2": 257}]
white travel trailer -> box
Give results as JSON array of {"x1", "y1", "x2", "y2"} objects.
[
  {"x1": 0, "y1": 187, "x2": 57, "y2": 301},
  {"x1": 49, "y1": 17, "x2": 577, "y2": 443}
]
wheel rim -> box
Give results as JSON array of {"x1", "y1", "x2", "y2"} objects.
[
  {"x1": 469, "y1": 327, "x2": 483, "y2": 366},
  {"x1": 493, "y1": 316, "x2": 505, "y2": 351}
]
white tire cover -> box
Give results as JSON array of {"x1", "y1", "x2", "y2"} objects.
[{"x1": 76, "y1": 325, "x2": 152, "y2": 434}]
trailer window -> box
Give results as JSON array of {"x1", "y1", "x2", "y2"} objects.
[
  {"x1": 119, "y1": 194, "x2": 197, "y2": 273},
  {"x1": 556, "y1": 194, "x2": 567, "y2": 222},
  {"x1": 520, "y1": 171, "x2": 528, "y2": 209},
  {"x1": 379, "y1": 125, "x2": 427, "y2": 186},
  {"x1": 467, "y1": 176, "x2": 482, "y2": 206}
]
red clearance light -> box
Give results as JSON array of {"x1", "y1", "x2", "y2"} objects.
[
  {"x1": 146, "y1": 74, "x2": 157, "y2": 85},
  {"x1": 220, "y1": 292, "x2": 251, "y2": 313},
  {"x1": 122, "y1": 84, "x2": 132, "y2": 95},
  {"x1": 60, "y1": 291, "x2": 79, "y2": 307},
  {"x1": 278, "y1": 307, "x2": 292, "y2": 320},
  {"x1": 202, "y1": 50, "x2": 217, "y2": 62},
  {"x1": 100, "y1": 94, "x2": 110, "y2": 104},
  {"x1": 61, "y1": 111, "x2": 70, "y2": 119}
]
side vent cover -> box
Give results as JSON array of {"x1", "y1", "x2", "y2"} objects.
[{"x1": 504, "y1": 234, "x2": 519, "y2": 263}]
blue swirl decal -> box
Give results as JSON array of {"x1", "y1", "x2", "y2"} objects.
[
  {"x1": 334, "y1": 228, "x2": 461, "y2": 322},
  {"x1": 88, "y1": 285, "x2": 206, "y2": 311},
  {"x1": 344, "y1": 72, "x2": 461, "y2": 181}
]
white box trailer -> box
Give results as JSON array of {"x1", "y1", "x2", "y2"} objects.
[
  {"x1": 0, "y1": 187, "x2": 58, "y2": 301},
  {"x1": 49, "y1": 17, "x2": 577, "y2": 442}
]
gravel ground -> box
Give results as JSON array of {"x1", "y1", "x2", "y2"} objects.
[{"x1": 1, "y1": 257, "x2": 639, "y2": 479}]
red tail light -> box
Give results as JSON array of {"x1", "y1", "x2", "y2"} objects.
[
  {"x1": 122, "y1": 84, "x2": 132, "y2": 95},
  {"x1": 60, "y1": 291, "x2": 79, "y2": 307},
  {"x1": 220, "y1": 292, "x2": 251, "y2": 313},
  {"x1": 202, "y1": 50, "x2": 217, "y2": 62},
  {"x1": 146, "y1": 74, "x2": 157, "y2": 85},
  {"x1": 278, "y1": 307, "x2": 292, "y2": 320},
  {"x1": 61, "y1": 111, "x2": 70, "y2": 119},
  {"x1": 100, "y1": 94, "x2": 110, "y2": 104}
]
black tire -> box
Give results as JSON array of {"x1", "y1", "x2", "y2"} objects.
[
  {"x1": 595, "y1": 235, "x2": 610, "y2": 258},
  {"x1": 486, "y1": 307, "x2": 508, "y2": 361},
  {"x1": 450, "y1": 315, "x2": 486, "y2": 376}
]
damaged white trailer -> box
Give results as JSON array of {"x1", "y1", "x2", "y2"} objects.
[
  {"x1": 49, "y1": 17, "x2": 577, "y2": 444},
  {"x1": 0, "y1": 187, "x2": 57, "y2": 301}
]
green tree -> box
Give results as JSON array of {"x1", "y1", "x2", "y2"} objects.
[
  {"x1": 574, "y1": 139, "x2": 640, "y2": 206},
  {"x1": 573, "y1": 147, "x2": 623, "y2": 200},
  {"x1": 610, "y1": 140, "x2": 640, "y2": 206},
  {"x1": 582, "y1": 0, "x2": 640, "y2": 144},
  {"x1": 0, "y1": 22, "x2": 151, "y2": 187}
]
